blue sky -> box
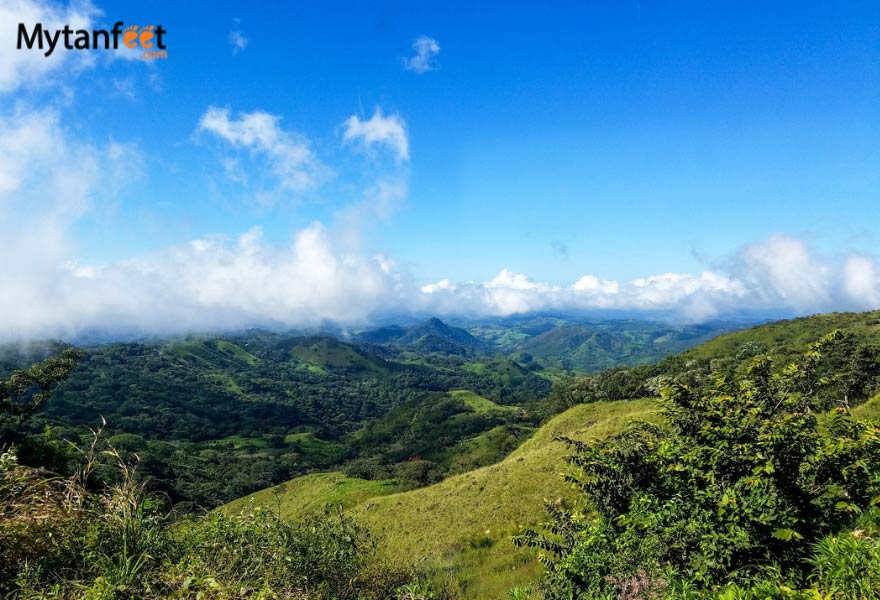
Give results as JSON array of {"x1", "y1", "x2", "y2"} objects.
[{"x1": 0, "y1": 0, "x2": 879, "y2": 337}]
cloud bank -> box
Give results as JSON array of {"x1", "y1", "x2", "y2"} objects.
[
  {"x1": 0, "y1": 105, "x2": 876, "y2": 339},
  {"x1": 4, "y1": 219, "x2": 880, "y2": 341},
  {"x1": 0, "y1": 107, "x2": 876, "y2": 340}
]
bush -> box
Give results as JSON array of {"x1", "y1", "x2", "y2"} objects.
[
  {"x1": 395, "y1": 459, "x2": 443, "y2": 491},
  {"x1": 2, "y1": 437, "x2": 433, "y2": 599},
  {"x1": 516, "y1": 332, "x2": 880, "y2": 598},
  {"x1": 170, "y1": 506, "x2": 371, "y2": 599}
]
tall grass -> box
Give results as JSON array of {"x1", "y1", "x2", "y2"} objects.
[{"x1": 1, "y1": 428, "x2": 452, "y2": 599}]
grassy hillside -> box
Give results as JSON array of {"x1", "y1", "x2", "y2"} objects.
[
  {"x1": 286, "y1": 337, "x2": 390, "y2": 374},
  {"x1": 226, "y1": 398, "x2": 659, "y2": 598},
  {"x1": 852, "y1": 392, "x2": 880, "y2": 421},
  {"x1": 680, "y1": 310, "x2": 880, "y2": 363},
  {"x1": 225, "y1": 472, "x2": 398, "y2": 517},
  {"x1": 466, "y1": 317, "x2": 742, "y2": 372},
  {"x1": 447, "y1": 389, "x2": 517, "y2": 413}
]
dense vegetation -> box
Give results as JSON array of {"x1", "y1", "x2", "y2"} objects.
[
  {"x1": 1, "y1": 443, "x2": 449, "y2": 599},
  {"x1": 517, "y1": 330, "x2": 880, "y2": 598},
  {"x1": 1, "y1": 349, "x2": 454, "y2": 599},
  {"x1": 228, "y1": 313, "x2": 880, "y2": 598},
  {"x1": 224, "y1": 399, "x2": 660, "y2": 599},
  {"x1": 1, "y1": 327, "x2": 552, "y2": 510},
  {"x1": 6, "y1": 311, "x2": 880, "y2": 598},
  {"x1": 1, "y1": 315, "x2": 737, "y2": 511}
]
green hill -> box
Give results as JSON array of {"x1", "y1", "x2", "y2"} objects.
[
  {"x1": 221, "y1": 309, "x2": 880, "y2": 597},
  {"x1": 680, "y1": 310, "x2": 880, "y2": 363},
  {"x1": 508, "y1": 319, "x2": 738, "y2": 372},
  {"x1": 22, "y1": 332, "x2": 552, "y2": 509},
  {"x1": 224, "y1": 398, "x2": 659, "y2": 598},
  {"x1": 447, "y1": 389, "x2": 517, "y2": 413},
  {"x1": 358, "y1": 317, "x2": 487, "y2": 355},
  {"x1": 285, "y1": 336, "x2": 390, "y2": 374}
]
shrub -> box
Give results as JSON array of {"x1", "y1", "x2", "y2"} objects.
[
  {"x1": 3, "y1": 436, "x2": 432, "y2": 599},
  {"x1": 516, "y1": 332, "x2": 880, "y2": 598}
]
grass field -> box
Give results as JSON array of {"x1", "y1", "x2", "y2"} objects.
[
  {"x1": 226, "y1": 398, "x2": 659, "y2": 598},
  {"x1": 448, "y1": 389, "x2": 517, "y2": 413},
  {"x1": 224, "y1": 472, "x2": 399, "y2": 519}
]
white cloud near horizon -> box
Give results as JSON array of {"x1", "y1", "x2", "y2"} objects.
[
  {"x1": 198, "y1": 106, "x2": 328, "y2": 194},
  {"x1": 4, "y1": 218, "x2": 880, "y2": 340},
  {"x1": 414, "y1": 236, "x2": 880, "y2": 324},
  {"x1": 342, "y1": 109, "x2": 409, "y2": 161},
  {"x1": 2, "y1": 107, "x2": 877, "y2": 341},
  {"x1": 401, "y1": 35, "x2": 440, "y2": 74}
]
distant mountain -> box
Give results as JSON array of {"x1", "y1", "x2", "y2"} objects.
[
  {"x1": 511, "y1": 320, "x2": 738, "y2": 372},
  {"x1": 357, "y1": 317, "x2": 487, "y2": 355},
  {"x1": 355, "y1": 325, "x2": 408, "y2": 345}
]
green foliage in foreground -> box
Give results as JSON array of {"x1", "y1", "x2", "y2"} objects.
[
  {"x1": 517, "y1": 331, "x2": 880, "y2": 598},
  {"x1": 1, "y1": 443, "x2": 449, "y2": 600}
]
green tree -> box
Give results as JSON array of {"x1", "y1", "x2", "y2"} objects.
[
  {"x1": 516, "y1": 334, "x2": 880, "y2": 598},
  {"x1": 0, "y1": 348, "x2": 81, "y2": 446}
]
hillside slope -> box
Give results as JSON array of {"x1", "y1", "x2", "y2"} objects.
[
  {"x1": 225, "y1": 398, "x2": 659, "y2": 598},
  {"x1": 518, "y1": 322, "x2": 725, "y2": 371},
  {"x1": 680, "y1": 310, "x2": 880, "y2": 363}
]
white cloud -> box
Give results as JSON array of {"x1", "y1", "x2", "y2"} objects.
[
  {"x1": 736, "y1": 234, "x2": 831, "y2": 310},
  {"x1": 0, "y1": 0, "x2": 98, "y2": 93},
  {"x1": 572, "y1": 275, "x2": 620, "y2": 295},
  {"x1": 0, "y1": 224, "x2": 402, "y2": 340},
  {"x1": 198, "y1": 106, "x2": 328, "y2": 193},
  {"x1": 0, "y1": 106, "x2": 140, "y2": 341},
  {"x1": 0, "y1": 107, "x2": 98, "y2": 218},
  {"x1": 416, "y1": 237, "x2": 880, "y2": 323},
  {"x1": 2, "y1": 105, "x2": 879, "y2": 338},
  {"x1": 401, "y1": 35, "x2": 440, "y2": 74},
  {"x1": 4, "y1": 224, "x2": 880, "y2": 340},
  {"x1": 843, "y1": 255, "x2": 880, "y2": 310},
  {"x1": 229, "y1": 30, "x2": 248, "y2": 54},
  {"x1": 342, "y1": 109, "x2": 409, "y2": 161}
]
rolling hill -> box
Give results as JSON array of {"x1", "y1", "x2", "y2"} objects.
[
  {"x1": 4, "y1": 331, "x2": 552, "y2": 509},
  {"x1": 225, "y1": 398, "x2": 659, "y2": 598},
  {"x1": 514, "y1": 320, "x2": 739, "y2": 371},
  {"x1": 223, "y1": 309, "x2": 880, "y2": 598},
  {"x1": 679, "y1": 310, "x2": 880, "y2": 363}
]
